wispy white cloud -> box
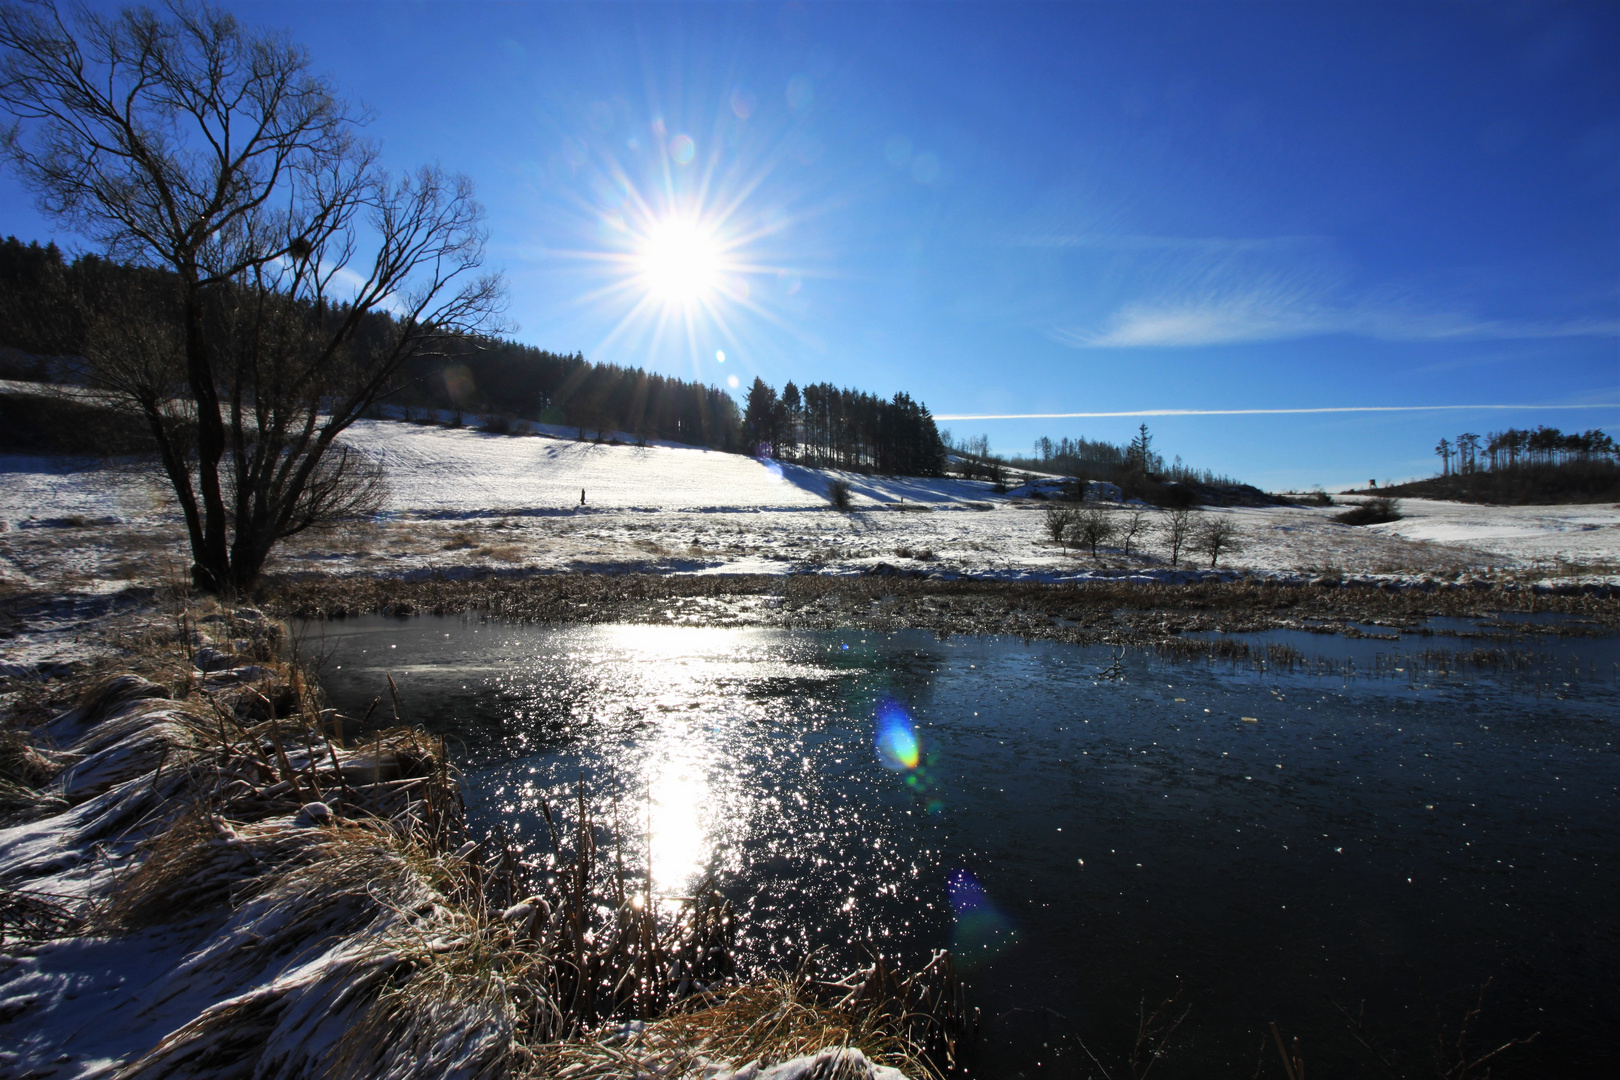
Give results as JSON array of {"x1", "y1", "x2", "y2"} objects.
[
  {"x1": 1001, "y1": 205, "x2": 1619, "y2": 348},
  {"x1": 1054, "y1": 283, "x2": 1620, "y2": 348}
]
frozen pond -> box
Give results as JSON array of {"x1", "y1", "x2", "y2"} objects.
[{"x1": 309, "y1": 615, "x2": 1619, "y2": 1078}]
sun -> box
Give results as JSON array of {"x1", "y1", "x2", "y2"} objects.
[
  {"x1": 558, "y1": 126, "x2": 811, "y2": 371},
  {"x1": 639, "y1": 218, "x2": 721, "y2": 304}
]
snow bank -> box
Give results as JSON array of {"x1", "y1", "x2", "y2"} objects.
[{"x1": 0, "y1": 617, "x2": 513, "y2": 1079}]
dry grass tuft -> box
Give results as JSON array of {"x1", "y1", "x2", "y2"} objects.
[
  {"x1": 478, "y1": 543, "x2": 525, "y2": 562},
  {"x1": 536, "y1": 951, "x2": 973, "y2": 1080},
  {"x1": 0, "y1": 887, "x2": 84, "y2": 944},
  {"x1": 333, "y1": 918, "x2": 533, "y2": 1080},
  {"x1": 657, "y1": 976, "x2": 931, "y2": 1076},
  {"x1": 0, "y1": 725, "x2": 58, "y2": 787},
  {"x1": 95, "y1": 812, "x2": 396, "y2": 932}
]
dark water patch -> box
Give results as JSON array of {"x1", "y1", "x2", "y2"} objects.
[
  {"x1": 1159, "y1": 619, "x2": 1620, "y2": 695},
  {"x1": 306, "y1": 616, "x2": 1620, "y2": 1079}
]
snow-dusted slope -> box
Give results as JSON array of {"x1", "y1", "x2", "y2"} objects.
[
  {"x1": 3, "y1": 417, "x2": 1618, "y2": 591},
  {"x1": 346, "y1": 420, "x2": 998, "y2": 514}
]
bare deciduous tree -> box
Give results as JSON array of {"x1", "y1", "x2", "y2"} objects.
[
  {"x1": 0, "y1": 0, "x2": 504, "y2": 592},
  {"x1": 1117, "y1": 506, "x2": 1148, "y2": 557},
  {"x1": 1071, "y1": 505, "x2": 1115, "y2": 560},
  {"x1": 1193, "y1": 514, "x2": 1240, "y2": 570},
  {"x1": 1158, "y1": 507, "x2": 1193, "y2": 568},
  {"x1": 1044, "y1": 504, "x2": 1079, "y2": 555}
]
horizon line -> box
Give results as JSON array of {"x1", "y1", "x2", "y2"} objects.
[{"x1": 933, "y1": 404, "x2": 1620, "y2": 421}]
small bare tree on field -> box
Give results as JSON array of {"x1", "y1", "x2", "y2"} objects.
[
  {"x1": 1117, "y1": 507, "x2": 1149, "y2": 557},
  {"x1": 1159, "y1": 507, "x2": 1193, "y2": 568},
  {"x1": 1194, "y1": 515, "x2": 1240, "y2": 570},
  {"x1": 0, "y1": 0, "x2": 504, "y2": 593},
  {"x1": 1044, "y1": 504, "x2": 1080, "y2": 554},
  {"x1": 1071, "y1": 505, "x2": 1116, "y2": 560}
]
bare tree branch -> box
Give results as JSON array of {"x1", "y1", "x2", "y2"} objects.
[{"x1": 1, "y1": 0, "x2": 505, "y2": 591}]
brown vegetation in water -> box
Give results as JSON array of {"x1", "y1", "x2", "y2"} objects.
[{"x1": 269, "y1": 572, "x2": 1620, "y2": 646}]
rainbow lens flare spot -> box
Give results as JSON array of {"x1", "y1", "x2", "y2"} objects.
[
  {"x1": 947, "y1": 867, "x2": 1019, "y2": 968},
  {"x1": 875, "y1": 700, "x2": 921, "y2": 770}
]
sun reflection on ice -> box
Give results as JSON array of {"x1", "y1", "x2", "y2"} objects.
[
  {"x1": 598, "y1": 625, "x2": 760, "y2": 895},
  {"x1": 644, "y1": 745, "x2": 712, "y2": 894}
]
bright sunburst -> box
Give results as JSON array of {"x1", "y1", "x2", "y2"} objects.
[
  {"x1": 639, "y1": 218, "x2": 721, "y2": 304},
  {"x1": 555, "y1": 108, "x2": 820, "y2": 378}
]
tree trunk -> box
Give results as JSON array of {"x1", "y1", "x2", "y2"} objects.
[{"x1": 181, "y1": 280, "x2": 232, "y2": 591}]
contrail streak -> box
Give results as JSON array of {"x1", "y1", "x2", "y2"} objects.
[{"x1": 933, "y1": 404, "x2": 1620, "y2": 421}]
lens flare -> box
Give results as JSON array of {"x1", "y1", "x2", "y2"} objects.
[
  {"x1": 875, "y1": 700, "x2": 921, "y2": 771},
  {"x1": 947, "y1": 867, "x2": 1019, "y2": 969},
  {"x1": 552, "y1": 86, "x2": 832, "y2": 375},
  {"x1": 640, "y1": 218, "x2": 721, "y2": 304}
]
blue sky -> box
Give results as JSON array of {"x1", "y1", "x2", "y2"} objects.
[{"x1": 3, "y1": 0, "x2": 1616, "y2": 489}]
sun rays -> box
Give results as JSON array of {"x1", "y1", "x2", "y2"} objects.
[{"x1": 545, "y1": 94, "x2": 824, "y2": 384}]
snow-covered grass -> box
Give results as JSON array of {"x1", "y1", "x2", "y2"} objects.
[
  {"x1": 0, "y1": 608, "x2": 952, "y2": 1080},
  {"x1": 3, "y1": 417, "x2": 1619, "y2": 599}
]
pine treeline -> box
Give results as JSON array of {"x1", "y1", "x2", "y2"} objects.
[
  {"x1": 741, "y1": 376, "x2": 948, "y2": 477},
  {"x1": 394, "y1": 337, "x2": 742, "y2": 451},
  {"x1": 1434, "y1": 427, "x2": 1618, "y2": 476},
  {"x1": 0, "y1": 237, "x2": 743, "y2": 452},
  {"x1": 1388, "y1": 425, "x2": 1620, "y2": 505},
  {"x1": 1007, "y1": 429, "x2": 1242, "y2": 488},
  {"x1": 2, "y1": 236, "x2": 963, "y2": 475}
]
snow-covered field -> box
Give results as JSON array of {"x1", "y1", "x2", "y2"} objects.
[{"x1": 3, "y1": 417, "x2": 1619, "y2": 597}]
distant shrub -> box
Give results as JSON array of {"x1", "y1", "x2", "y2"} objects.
[
  {"x1": 1336, "y1": 496, "x2": 1401, "y2": 526},
  {"x1": 826, "y1": 479, "x2": 853, "y2": 510},
  {"x1": 481, "y1": 414, "x2": 513, "y2": 435},
  {"x1": 1044, "y1": 505, "x2": 1080, "y2": 554},
  {"x1": 1302, "y1": 487, "x2": 1334, "y2": 507},
  {"x1": 1193, "y1": 514, "x2": 1241, "y2": 569},
  {"x1": 1070, "y1": 505, "x2": 1117, "y2": 559},
  {"x1": 1159, "y1": 507, "x2": 1194, "y2": 568}
]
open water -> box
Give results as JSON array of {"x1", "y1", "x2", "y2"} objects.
[{"x1": 309, "y1": 614, "x2": 1619, "y2": 1078}]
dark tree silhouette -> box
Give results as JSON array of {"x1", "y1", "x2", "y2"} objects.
[{"x1": 0, "y1": 1, "x2": 503, "y2": 592}]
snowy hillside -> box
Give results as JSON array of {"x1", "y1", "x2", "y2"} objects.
[
  {"x1": 346, "y1": 420, "x2": 998, "y2": 513},
  {"x1": 2, "y1": 417, "x2": 1619, "y2": 594}
]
